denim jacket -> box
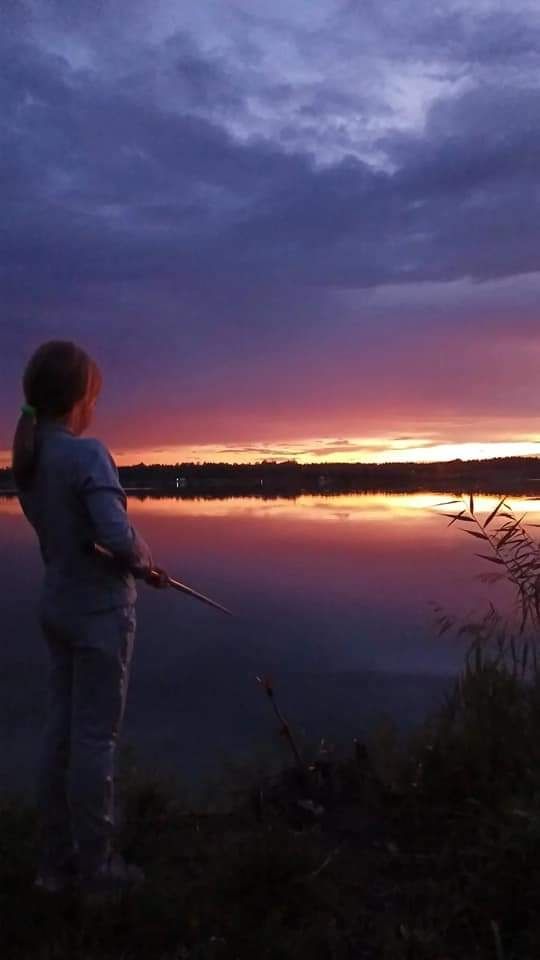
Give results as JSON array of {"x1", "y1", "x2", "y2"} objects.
[{"x1": 19, "y1": 421, "x2": 152, "y2": 614}]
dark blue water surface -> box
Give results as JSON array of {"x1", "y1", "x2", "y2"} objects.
[{"x1": 0, "y1": 492, "x2": 523, "y2": 793}]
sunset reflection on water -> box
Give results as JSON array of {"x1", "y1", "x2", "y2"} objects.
[
  {"x1": 120, "y1": 491, "x2": 537, "y2": 637},
  {"x1": 2, "y1": 490, "x2": 540, "y2": 789},
  {"x1": 126, "y1": 491, "x2": 540, "y2": 522}
]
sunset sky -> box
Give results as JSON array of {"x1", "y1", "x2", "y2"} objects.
[{"x1": 2, "y1": 0, "x2": 540, "y2": 466}]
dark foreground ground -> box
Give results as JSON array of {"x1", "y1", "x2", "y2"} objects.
[{"x1": 2, "y1": 648, "x2": 540, "y2": 960}]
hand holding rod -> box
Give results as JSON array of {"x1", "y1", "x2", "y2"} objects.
[{"x1": 92, "y1": 542, "x2": 233, "y2": 616}]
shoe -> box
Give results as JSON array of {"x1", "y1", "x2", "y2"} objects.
[
  {"x1": 34, "y1": 872, "x2": 70, "y2": 894},
  {"x1": 34, "y1": 851, "x2": 80, "y2": 894},
  {"x1": 80, "y1": 853, "x2": 145, "y2": 901}
]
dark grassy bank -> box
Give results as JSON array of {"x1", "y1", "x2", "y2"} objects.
[{"x1": 2, "y1": 632, "x2": 540, "y2": 960}]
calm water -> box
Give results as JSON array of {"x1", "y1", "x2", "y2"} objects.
[{"x1": 0, "y1": 492, "x2": 529, "y2": 792}]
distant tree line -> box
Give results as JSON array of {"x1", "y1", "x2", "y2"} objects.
[{"x1": 2, "y1": 456, "x2": 540, "y2": 495}]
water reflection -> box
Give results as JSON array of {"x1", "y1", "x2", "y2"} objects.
[
  {"x1": 1, "y1": 492, "x2": 538, "y2": 792},
  {"x1": 125, "y1": 490, "x2": 540, "y2": 522}
]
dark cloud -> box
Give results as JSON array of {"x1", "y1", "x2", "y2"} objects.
[
  {"x1": 216, "y1": 446, "x2": 304, "y2": 457},
  {"x1": 336, "y1": 0, "x2": 540, "y2": 66},
  {"x1": 303, "y1": 442, "x2": 389, "y2": 457},
  {"x1": 1, "y1": 1, "x2": 539, "y2": 450},
  {"x1": 3, "y1": 30, "x2": 539, "y2": 312}
]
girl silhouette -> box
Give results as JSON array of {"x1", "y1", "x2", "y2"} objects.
[{"x1": 13, "y1": 340, "x2": 168, "y2": 896}]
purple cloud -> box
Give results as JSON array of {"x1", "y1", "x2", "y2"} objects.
[{"x1": 2, "y1": 1, "x2": 540, "y2": 456}]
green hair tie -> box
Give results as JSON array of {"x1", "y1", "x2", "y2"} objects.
[{"x1": 21, "y1": 403, "x2": 37, "y2": 418}]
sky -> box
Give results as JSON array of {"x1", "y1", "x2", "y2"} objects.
[{"x1": 2, "y1": 0, "x2": 540, "y2": 466}]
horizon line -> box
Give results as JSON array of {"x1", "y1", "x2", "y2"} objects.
[{"x1": 2, "y1": 454, "x2": 539, "y2": 472}]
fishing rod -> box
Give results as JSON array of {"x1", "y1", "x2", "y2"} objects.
[{"x1": 92, "y1": 542, "x2": 233, "y2": 617}]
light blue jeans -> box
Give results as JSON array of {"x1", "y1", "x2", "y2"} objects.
[{"x1": 38, "y1": 604, "x2": 136, "y2": 877}]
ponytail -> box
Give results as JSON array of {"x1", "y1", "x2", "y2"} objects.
[
  {"x1": 12, "y1": 340, "x2": 102, "y2": 493},
  {"x1": 12, "y1": 410, "x2": 38, "y2": 491}
]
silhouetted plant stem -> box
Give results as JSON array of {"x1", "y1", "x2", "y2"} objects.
[{"x1": 256, "y1": 675, "x2": 305, "y2": 770}]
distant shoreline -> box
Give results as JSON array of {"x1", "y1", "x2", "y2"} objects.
[
  {"x1": 2, "y1": 455, "x2": 540, "y2": 499},
  {"x1": 3, "y1": 483, "x2": 540, "y2": 500}
]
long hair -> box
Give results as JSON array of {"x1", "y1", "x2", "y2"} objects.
[{"x1": 12, "y1": 341, "x2": 102, "y2": 491}]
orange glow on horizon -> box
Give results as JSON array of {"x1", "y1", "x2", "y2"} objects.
[
  {"x1": 1, "y1": 436, "x2": 540, "y2": 470},
  {"x1": 110, "y1": 437, "x2": 540, "y2": 467}
]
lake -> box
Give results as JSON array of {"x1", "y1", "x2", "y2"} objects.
[{"x1": 0, "y1": 491, "x2": 529, "y2": 794}]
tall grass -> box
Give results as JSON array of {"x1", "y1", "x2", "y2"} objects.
[
  {"x1": 420, "y1": 494, "x2": 540, "y2": 810},
  {"x1": 436, "y1": 492, "x2": 540, "y2": 634}
]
